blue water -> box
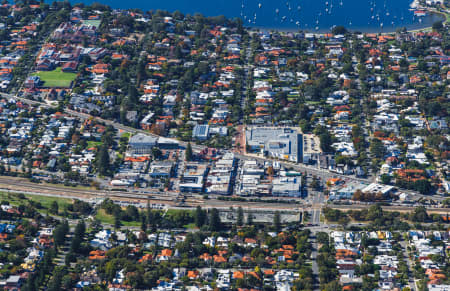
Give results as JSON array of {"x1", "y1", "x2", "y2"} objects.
[{"x1": 62, "y1": 0, "x2": 444, "y2": 32}]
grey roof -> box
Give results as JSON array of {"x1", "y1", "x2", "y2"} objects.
[
  {"x1": 246, "y1": 127, "x2": 302, "y2": 162},
  {"x1": 129, "y1": 133, "x2": 158, "y2": 145},
  {"x1": 193, "y1": 124, "x2": 209, "y2": 138}
]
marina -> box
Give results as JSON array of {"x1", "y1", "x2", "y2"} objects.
[{"x1": 61, "y1": 0, "x2": 445, "y2": 32}]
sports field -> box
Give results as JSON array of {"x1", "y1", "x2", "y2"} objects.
[{"x1": 33, "y1": 67, "x2": 77, "y2": 88}]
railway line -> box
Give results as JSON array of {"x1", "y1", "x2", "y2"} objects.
[
  {"x1": 0, "y1": 176, "x2": 309, "y2": 211},
  {"x1": 0, "y1": 176, "x2": 448, "y2": 214}
]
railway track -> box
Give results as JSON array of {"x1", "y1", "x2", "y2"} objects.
[
  {"x1": 3, "y1": 176, "x2": 444, "y2": 213},
  {"x1": 0, "y1": 177, "x2": 314, "y2": 211}
]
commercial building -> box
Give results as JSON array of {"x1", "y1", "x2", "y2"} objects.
[
  {"x1": 245, "y1": 127, "x2": 303, "y2": 163},
  {"x1": 206, "y1": 153, "x2": 236, "y2": 195},
  {"x1": 192, "y1": 124, "x2": 209, "y2": 140},
  {"x1": 179, "y1": 162, "x2": 208, "y2": 193},
  {"x1": 362, "y1": 183, "x2": 395, "y2": 195},
  {"x1": 272, "y1": 177, "x2": 302, "y2": 197},
  {"x1": 128, "y1": 134, "x2": 157, "y2": 155}
]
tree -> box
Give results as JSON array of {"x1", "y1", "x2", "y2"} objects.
[
  {"x1": 194, "y1": 206, "x2": 206, "y2": 227},
  {"x1": 237, "y1": 207, "x2": 244, "y2": 227},
  {"x1": 152, "y1": 147, "x2": 162, "y2": 160},
  {"x1": 70, "y1": 235, "x2": 82, "y2": 254},
  {"x1": 74, "y1": 221, "x2": 86, "y2": 238},
  {"x1": 367, "y1": 204, "x2": 383, "y2": 221},
  {"x1": 380, "y1": 174, "x2": 391, "y2": 185},
  {"x1": 247, "y1": 211, "x2": 254, "y2": 225},
  {"x1": 209, "y1": 208, "x2": 221, "y2": 231},
  {"x1": 410, "y1": 206, "x2": 429, "y2": 222},
  {"x1": 370, "y1": 138, "x2": 386, "y2": 159},
  {"x1": 49, "y1": 201, "x2": 59, "y2": 215},
  {"x1": 140, "y1": 215, "x2": 147, "y2": 231},
  {"x1": 310, "y1": 176, "x2": 320, "y2": 190},
  {"x1": 273, "y1": 211, "x2": 281, "y2": 233},
  {"x1": 432, "y1": 21, "x2": 443, "y2": 31},
  {"x1": 414, "y1": 179, "x2": 432, "y2": 195},
  {"x1": 322, "y1": 280, "x2": 342, "y2": 291},
  {"x1": 338, "y1": 216, "x2": 350, "y2": 228},
  {"x1": 47, "y1": 266, "x2": 66, "y2": 291},
  {"x1": 316, "y1": 232, "x2": 329, "y2": 244},
  {"x1": 125, "y1": 205, "x2": 139, "y2": 221},
  {"x1": 53, "y1": 221, "x2": 69, "y2": 247},
  {"x1": 96, "y1": 145, "x2": 111, "y2": 176},
  {"x1": 114, "y1": 214, "x2": 121, "y2": 229},
  {"x1": 185, "y1": 142, "x2": 193, "y2": 161},
  {"x1": 331, "y1": 26, "x2": 347, "y2": 35},
  {"x1": 315, "y1": 126, "x2": 334, "y2": 153}
]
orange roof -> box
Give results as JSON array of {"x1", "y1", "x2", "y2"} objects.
[
  {"x1": 233, "y1": 271, "x2": 245, "y2": 279},
  {"x1": 248, "y1": 271, "x2": 260, "y2": 280},
  {"x1": 429, "y1": 274, "x2": 446, "y2": 280},
  {"x1": 213, "y1": 255, "x2": 227, "y2": 263},
  {"x1": 124, "y1": 156, "x2": 150, "y2": 163},
  {"x1": 161, "y1": 249, "x2": 172, "y2": 256},
  {"x1": 327, "y1": 178, "x2": 342, "y2": 185},
  {"x1": 88, "y1": 250, "x2": 106, "y2": 260},
  {"x1": 199, "y1": 253, "x2": 212, "y2": 261},
  {"x1": 187, "y1": 270, "x2": 199, "y2": 279},
  {"x1": 245, "y1": 238, "x2": 257, "y2": 244},
  {"x1": 138, "y1": 253, "x2": 152, "y2": 262}
]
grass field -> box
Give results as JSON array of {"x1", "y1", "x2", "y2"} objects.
[
  {"x1": 95, "y1": 209, "x2": 141, "y2": 227},
  {"x1": 33, "y1": 67, "x2": 77, "y2": 88},
  {"x1": 87, "y1": 141, "x2": 103, "y2": 149},
  {"x1": 121, "y1": 132, "x2": 131, "y2": 139},
  {"x1": 0, "y1": 191, "x2": 72, "y2": 209},
  {"x1": 183, "y1": 223, "x2": 197, "y2": 229}
]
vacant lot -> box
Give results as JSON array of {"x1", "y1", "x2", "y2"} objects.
[{"x1": 34, "y1": 67, "x2": 77, "y2": 88}]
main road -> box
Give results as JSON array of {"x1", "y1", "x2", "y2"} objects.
[
  {"x1": 0, "y1": 92, "x2": 441, "y2": 201},
  {"x1": 0, "y1": 92, "x2": 372, "y2": 184}
]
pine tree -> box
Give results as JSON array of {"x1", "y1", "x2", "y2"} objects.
[
  {"x1": 141, "y1": 215, "x2": 147, "y2": 231},
  {"x1": 209, "y1": 208, "x2": 221, "y2": 231},
  {"x1": 185, "y1": 142, "x2": 193, "y2": 161},
  {"x1": 146, "y1": 200, "x2": 154, "y2": 230},
  {"x1": 114, "y1": 214, "x2": 121, "y2": 229},
  {"x1": 49, "y1": 201, "x2": 59, "y2": 215},
  {"x1": 237, "y1": 207, "x2": 244, "y2": 227},
  {"x1": 274, "y1": 211, "x2": 281, "y2": 233},
  {"x1": 195, "y1": 206, "x2": 206, "y2": 227},
  {"x1": 247, "y1": 211, "x2": 253, "y2": 225},
  {"x1": 96, "y1": 145, "x2": 110, "y2": 176}
]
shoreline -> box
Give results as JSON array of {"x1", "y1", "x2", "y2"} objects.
[
  {"x1": 57, "y1": 0, "x2": 447, "y2": 35},
  {"x1": 245, "y1": 10, "x2": 446, "y2": 35}
]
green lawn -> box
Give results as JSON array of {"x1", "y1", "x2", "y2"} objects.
[
  {"x1": 33, "y1": 67, "x2": 77, "y2": 88},
  {"x1": 87, "y1": 141, "x2": 103, "y2": 149},
  {"x1": 95, "y1": 209, "x2": 115, "y2": 224},
  {"x1": 183, "y1": 223, "x2": 197, "y2": 229},
  {"x1": 0, "y1": 191, "x2": 72, "y2": 209},
  {"x1": 24, "y1": 194, "x2": 72, "y2": 209},
  {"x1": 95, "y1": 209, "x2": 141, "y2": 227},
  {"x1": 121, "y1": 132, "x2": 131, "y2": 139}
]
